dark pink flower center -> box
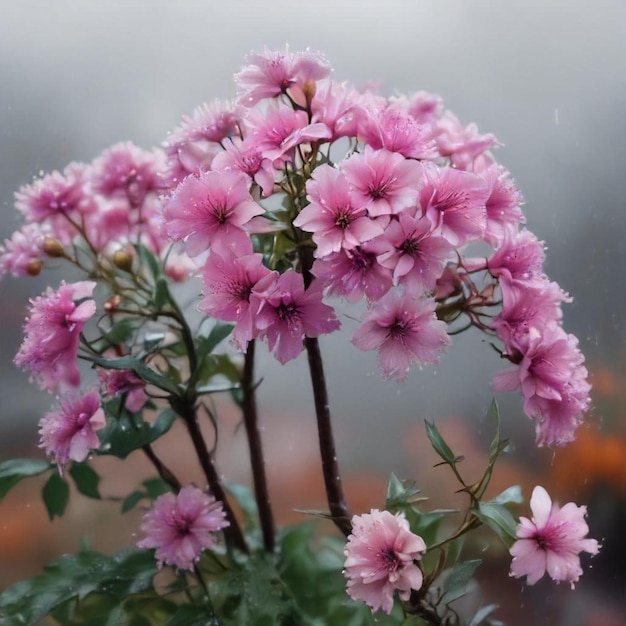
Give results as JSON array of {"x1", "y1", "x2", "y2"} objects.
[
  {"x1": 379, "y1": 546, "x2": 400, "y2": 572},
  {"x1": 388, "y1": 318, "x2": 408, "y2": 338},
  {"x1": 400, "y1": 236, "x2": 420, "y2": 256},
  {"x1": 368, "y1": 176, "x2": 394, "y2": 199},
  {"x1": 432, "y1": 189, "x2": 467, "y2": 213},
  {"x1": 277, "y1": 301, "x2": 299, "y2": 323}
]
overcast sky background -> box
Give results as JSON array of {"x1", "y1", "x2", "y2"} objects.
[{"x1": 0, "y1": 2, "x2": 625, "y2": 623}]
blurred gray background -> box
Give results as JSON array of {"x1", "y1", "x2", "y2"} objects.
[{"x1": 1, "y1": 2, "x2": 625, "y2": 624}]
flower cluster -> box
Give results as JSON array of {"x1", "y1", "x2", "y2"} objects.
[{"x1": 1, "y1": 47, "x2": 601, "y2": 625}]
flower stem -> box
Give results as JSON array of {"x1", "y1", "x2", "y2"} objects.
[
  {"x1": 304, "y1": 336, "x2": 352, "y2": 536},
  {"x1": 241, "y1": 340, "x2": 276, "y2": 552},
  {"x1": 141, "y1": 444, "x2": 181, "y2": 492},
  {"x1": 173, "y1": 395, "x2": 249, "y2": 554}
]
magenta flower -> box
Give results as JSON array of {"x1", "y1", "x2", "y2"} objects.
[
  {"x1": 352, "y1": 291, "x2": 450, "y2": 380},
  {"x1": 15, "y1": 281, "x2": 96, "y2": 392},
  {"x1": 342, "y1": 146, "x2": 423, "y2": 218},
  {"x1": 253, "y1": 270, "x2": 340, "y2": 364},
  {"x1": 98, "y1": 368, "x2": 148, "y2": 413},
  {"x1": 137, "y1": 485, "x2": 229, "y2": 571},
  {"x1": 510, "y1": 486, "x2": 599, "y2": 587},
  {"x1": 0, "y1": 223, "x2": 43, "y2": 278},
  {"x1": 163, "y1": 170, "x2": 264, "y2": 257},
  {"x1": 199, "y1": 246, "x2": 278, "y2": 350},
  {"x1": 294, "y1": 165, "x2": 384, "y2": 257},
  {"x1": 344, "y1": 509, "x2": 426, "y2": 615},
  {"x1": 487, "y1": 229, "x2": 546, "y2": 284},
  {"x1": 39, "y1": 391, "x2": 105, "y2": 469}
]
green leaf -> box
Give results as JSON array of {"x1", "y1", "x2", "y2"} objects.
[
  {"x1": 69, "y1": 463, "x2": 101, "y2": 499},
  {"x1": 424, "y1": 420, "x2": 458, "y2": 465},
  {"x1": 98, "y1": 409, "x2": 177, "y2": 459},
  {"x1": 0, "y1": 547, "x2": 157, "y2": 624},
  {"x1": 121, "y1": 490, "x2": 145, "y2": 514},
  {"x1": 385, "y1": 473, "x2": 424, "y2": 511},
  {"x1": 469, "y1": 603, "x2": 501, "y2": 626},
  {"x1": 166, "y1": 604, "x2": 219, "y2": 626},
  {"x1": 121, "y1": 478, "x2": 171, "y2": 514},
  {"x1": 136, "y1": 243, "x2": 164, "y2": 282},
  {"x1": 0, "y1": 458, "x2": 51, "y2": 500},
  {"x1": 440, "y1": 559, "x2": 482, "y2": 605},
  {"x1": 42, "y1": 472, "x2": 70, "y2": 519},
  {"x1": 492, "y1": 485, "x2": 522, "y2": 505},
  {"x1": 198, "y1": 322, "x2": 235, "y2": 355},
  {"x1": 475, "y1": 501, "x2": 518, "y2": 546},
  {"x1": 102, "y1": 317, "x2": 140, "y2": 346}
]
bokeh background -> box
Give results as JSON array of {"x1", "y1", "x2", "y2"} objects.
[{"x1": 1, "y1": 2, "x2": 625, "y2": 624}]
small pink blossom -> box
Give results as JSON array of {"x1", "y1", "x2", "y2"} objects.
[
  {"x1": 487, "y1": 229, "x2": 546, "y2": 283},
  {"x1": 253, "y1": 270, "x2": 340, "y2": 364},
  {"x1": 15, "y1": 281, "x2": 96, "y2": 392},
  {"x1": 235, "y1": 47, "x2": 331, "y2": 107},
  {"x1": 137, "y1": 485, "x2": 229, "y2": 571},
  {"x1": 294, "y1": 165, "x2": 384, "y2": 257},
  {"x1": 98, "y1": 368, "x2": 148, "y2": 413},
  {"x1": 39, "y1": 390, "x2": 105, "y2": 469},
  {"x1": 344, "y1": 509, "x2": 426, "y2": 615},
  {"x1": 199, "y1": 246, "x2": 277, "y2": 350},
  {"x1": 342, "y1": 146, "x2": 423, "y2": 218},
  {"x1": 510, "y1": 486, "x2": 599, "y2": 587},
  {"x1": 163, "y1": 170, "x2": 263, "y2": 257},
  {"x1": 0, "y1": 223, "x2": 44, "y2": 278},
  {"x1": 352, "y1": 291, "x2": 450, "y2": 380},
  {"x1": 419, "y1": 165, "x2": 487, "y2": 246}
]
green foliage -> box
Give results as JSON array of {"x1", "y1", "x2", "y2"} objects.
[
  {"x1": 0, "y1": 547, "x2": 157, "y2": 625},
  {"x1": 424, "y1": 420, "x2": 460, "y2": 465},
  {"x1": 42, "y1": 472, "x2": 70, "y2": 520},
  {"x1": 121, "y1": 477, "x2": 171, "y2": 514},
  {"x1": 69, "y1": 463, "x2": 101, "y2": 499},
  {"x1": 0, "y1": 458, "x2": 51, "y2": 501},
  {"x1": 439, "y1": 559, "x2": 482, "y2": 605},
  {"x1": 98, "y1": 407, "x2": 176, "y2": 459}
]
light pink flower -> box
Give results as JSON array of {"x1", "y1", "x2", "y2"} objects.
[
  {"x1": 510, "y1": 486, "x2": 599, "y2": 587},
  {"x1": 352, "y1": 291, "x2": 450, "y2": 380},
  {"x1": 163, "y1": 170, "x2": 263, "y2": 257},
  {"x1": 253, "y1": 270, "x2": 340, "y2": 364},
  {"x1": 311, "y1": 79, "x2": 361, "y2": 140},
  {"x1": 199, "y1": 246, "x2": 277, "y2": 350},
  {"x1": 137, "y1": 485, "x2": 229, "y2": 571},
  {"x1": 235, "y1": 47, "x2": 331, "y2": 107},
  {"x1": 294, "y1": 165, "x2": 384, "y2": 257},
  {"x1": 311, "y1": 245, "x2": 393, "y2": 303},
  {"x1": 370, "y1": 212, "x2": 453, "y2": 291},
  {"x1": 487, "y1": 229, "x2": 545, "y2": 283},
  {"x1": 419, "y1": 164, "x2": 487, "y2": 246},
  {"x1": 344, "y1": 509, "x2": 426, "y2": 615},
  {"x1": 39, "y1": 390, "x2": 105, "y2": 469},
  {"x1": 342, "y1": 146, "x2": 423, "y2": 218},
  {"x1": 0, "y1": 223, "x2": 44, "y2": 278},
  {"x1": 15, "y1": 281, "x2": 97, "y2": 392}
]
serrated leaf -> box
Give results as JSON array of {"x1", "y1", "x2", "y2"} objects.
[
  {"x1": 440, "y1": 559, "x2": 481, "y2": 605},
  {"x1": 69, "y1": 463, "x2": 101, "y2": 499},
  {"x1": 424, "y1": 420, "x2": 457, "y2": 465},
  {"x1": 0, "y1": 458, "x2": 51, "y2": 501},
  {"x1": 42, "y1": 472, "x2": 70, "y2": 520},
  {"x1": 475, "y1": 501, "x2": 518, "y2": 546}
]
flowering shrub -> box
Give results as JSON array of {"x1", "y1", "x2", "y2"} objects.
[{"x1": 0, "y1": 47, "x2": 599, "y2": 625}]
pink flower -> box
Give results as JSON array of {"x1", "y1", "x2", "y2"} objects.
[
  {"x1": 342, "y1": 146, "x2": 423, "y2": 218},
  {"x1": 294, "y1": 165, "x2": 384, "y2": 257},
  {"x1": 98, "y1": 368, "x2": 148, "y2": 413},
  {"x1": 0, "y1": 223, "x2": 44, "y2": 278},
  {"x1": 510, "y1": 486, "x2": 599, "y2": 587},
  {"x1": 235, "y1": 47, "x2": 331, "y2": 107},
  {"x1": 15, "y1": 281, "x2": 97, "y2": 392},
  {"x1": 487, "y1": 229, "x2": 546, "y2": 283},
  {"x1": 312, "y1": 245, "x2": 393, "y2": 303},
  {"x1": 419, "y1": 165, "x2": 487, "y2": 246},
  {"x1": 344, "y1": 509, "x2": 426, "y2": 615},
  {"x1": 352, "y1": 291, "x2": 450, "y2": 380},
  {"x1": 199, "y1": 246, "x2": 277, "y2": 350},
  {"x1": 137, "y1": 485, "x2": 229, "y2": 571},
  {"x1": 253, "y1": 270, "x2": 340, "y2": 364},
  {"x1": 39, "y1": 391, "x2": 105, "y2": 469},
  {"x1": 163, "y1": 170, "x2": 264, "y2": 257}
]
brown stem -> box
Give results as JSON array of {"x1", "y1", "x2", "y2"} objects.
[
  {"x1": 173, "y1": 395, "x2": 249, "y2": 553},
  {"x1": 141, "y1": 444, "x2": 182, "y2": 492},
  {"x1": 304, "y1": 336, "x2": 352, "y2": 536},
  {"x1": 241, "y1": 340, "x2": 276, "y2": 552}
]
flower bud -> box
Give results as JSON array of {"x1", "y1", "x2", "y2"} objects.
[
  {"x1": 42, "y1": 237, "x2": 65, "y2": 258},
  {"x1": 26, "y1": 259, "x2": 43, "y2": 276},
  {"x1": 104, "y1": 294, "x2": 122, "y2": 313},
  {"x1": 112, "y1": 249, "x2": 133, "y2": 273}
]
